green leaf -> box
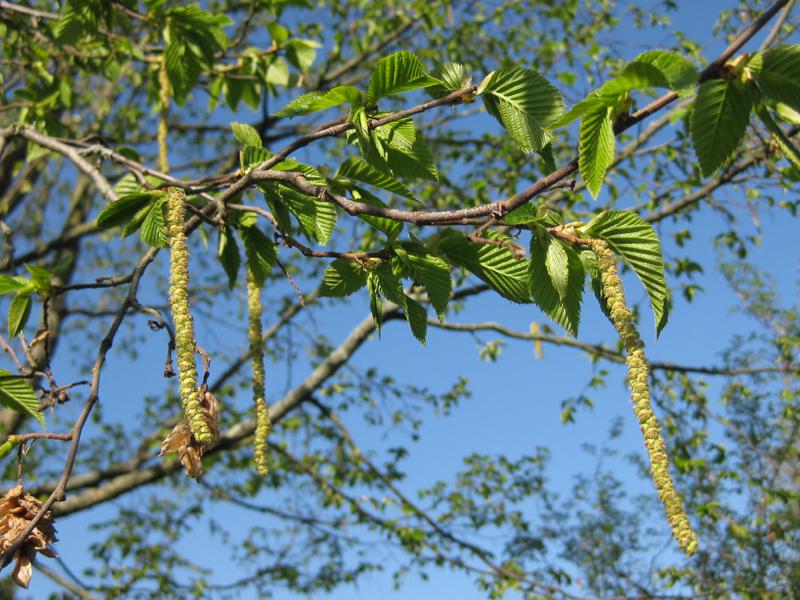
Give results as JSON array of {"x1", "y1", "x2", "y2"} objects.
[
  {"x1": 286, "y1": 39, "x2": 320, "y2": 72},
  {"x1": 319, "y1": 259, "x2": 368, "y2": 298},
  {"x1": 754, "y1": 45, "x2": 800, "y2": 114},
  {"x1": 367, "y1": 51, "x2": 437, "y2": 104},
  {"x1": 399, "y1": 250, "x2": 452, "y2": 320},
  {"x1": 758, "y1": 107, "x2": 800, "y2": 174},
  {"x1": 545, "y1": 238, "x2": 570, "y2": 300},
  {"x1": 54, "y1": 0, "x2": 97, "y2": 45},
  {"x1": 404, "y1": 296, "x2": 428, "y2": 344},
  {"x1": 631, "y1": 50, "x2": 698, "y2": 93},
  {"x1": 140, "y1": 198, "x2": 168, "y2": 248},
  {"x1": 599, "y1": 61, "x2": 671, "y2": 96},
  {"x1": 775, "y1": 101, "x2": 800, "y2": 126},
  {"x1": 348, "y1": 186, "x2": 403, "y2": 239},
  {"x1": 218, "y1": 225, "x2": 241, "y2": 289},
  {"x1": 428, "y1": 62, "x2": 471, "y2": 98},
  {"x1": 24, "y1": 264, "x2": 52, "y2": 294},
  {"x1": 367, "y1": 120, "x2": 439, "y2": 181},
  {"x1": 372, "y1": 262, "x2": 406, "y2": 308},
  {"x1": 0, "y1": 371, "x2": 44, "y2": 426},
  {"x1": 8, "y1": 291, "x2": 32, "y2": 339},
  {"x1": 582, "y1": 210, "x2": 669, "y2": 334},
  {"x1": 275, "y1": 86, "x2": 362, "y2": 117},
  {"x1": 240, "y1": 227, "x2": 276, "y2": 287},
  {"x1": 278, "y1": 185, "x2": 338, "y2": 245},
  {"x1": 691, "y1": 78, "x2": 753, "y2": 177},
  {"x1": 336, "y1": 157, "x2": 417, "y2": 202},
  {"x1": 529, "y1": 232, "x2": 584, "y2": 335},
  {"x1": 96, "y1": 192, "x2": 163, "y2": 229},
  {"x1": 231, "y1": 122, "x2": 262, "y2": 147},
  {"x1": 0, "y1": 276, "x2": 26, "y2": 296},
  {"x1": 579, "y1": 105, "x2": 615, "y2": 198},
  {"x1": 366, "y1": 271, "x2": 384, "y2": 333},
  {"x1": 482, "y1": 66, "x2": 564, "y2": 153},
  {"x1": 438, "y1": 230, "x2": 530, "y2": 303},
  {"x1": 551, "y1": 94, "x2": 608, "y2": 129}
]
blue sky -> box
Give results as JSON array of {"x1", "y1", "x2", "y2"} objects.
[{"x1": 10, "y1": 0, "x2": 800, "y2": 597}]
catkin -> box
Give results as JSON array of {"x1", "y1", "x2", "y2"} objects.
[
  {"x1": 158, "y1": 59, "x2": 170, "y2": 174},
  {"x1": 589, "y1": 238, "x2": 698, "y2": 556},
  {"x1": 166, "y1": 187, "x2": 213, "y2": 443},
  {"x1": 247, "y1": 272, "x2": 271, "y2": 476}
]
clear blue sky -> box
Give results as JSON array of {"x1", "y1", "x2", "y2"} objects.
[{"x1": 17, "y1": 1, "x2": 800, "y2": 598}]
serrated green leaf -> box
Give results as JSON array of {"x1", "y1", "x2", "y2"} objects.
[
  {"x1": 401, "y1": 251, "x2": 452, "y2": 320},
  {"x1": 336, "y1": 156, "x2": 417, "y2": 202},
  {"x1": 579, "y1": 105, "x2": 615, "y2": 198},
  {"x1": 140, "y1": 198, "x2": 168, "y2": 248},
  {"x1": 529, "y1": 232, "x2": 583, "y2": 335},
  {"x1": 367, "y1": 51, "x2": 437, "y2": 104},
  {"x1": 275, "y1": 86, "x2": 362, "y2": 117},
  {"x1": 545, "y1": 238, "x2": 570, "y2": 300},
  {"x1": 368, "y1": 125, "x2": 439, "y2": 181},
  {"x1": 438, "y1": 230, "x2": 529, "y2": 303},
  {"x1": 582, "y1": 210, "x2": 669, "y2": 334},
  {"x1": 428, "y1": 62, "x2": 471, "y2": 99},
  {"x1": 319, "y1": 259, "x2": 368, "y2": 298},
  {"x1": 366, "y1": 271, "x2": 383, "y2": 334},
  {"x1": 113, "y1": 173, "x2": 146, "y2": 197},
  {"x1": 754, "y1": 45, "x2": 800, "y2": 114},
  {"x1": 599, "y1": 61, "x2": 671, "y2": 96},
  {"x1": 373, "y1": 262, "x2": 406, "y2": 308},
  {"x1": 231, "y1": 122, "x2": 262, "y2": 147},
  {"x1": 8, "y1": 291, "x2": 32, "y2": 339},
  {"x1": 551, "y1": 94, "x2": 608, "y2": 129},
  {"x1": 0, "y1": 276, "x2": 26, "y2": 296},
  {"x1": 0, "y1": 371, "x2": 44, "y2": 426},
  {"x1": 348, "y1": 186, "x2": 403, "y2": 238},
  {"x1": 631, "y1": 49, "x2": 698, "y2": 94},
  {"x1": 24, "y1": 264, "x2": 52, "y2": 294},
  {"x1": 482, "y1": 66, "x2": 564, "y2": 153},
  {"x1": 758, "y1": 107, "x2": 800, "y2": 174},
  {"x1": 691, "y1": 78, "x2": 753, "y2": 177},
  {"x1": 404, "y1": 296, "x2": 428, "y2": 344},
  {"x1": 218, "y1": 225, "x2": 241, "y2": 289},
  {"x1": 240, "y1": 227, "x2": 276, "y2": 287},
  {"x1": 96, "y1": 192, "x2": 163, "y2": 229},
  {"x1": 277, "y1": 185, "x2": 337, "y2": 245}
]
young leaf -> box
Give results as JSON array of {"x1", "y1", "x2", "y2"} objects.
[
  {"x1": 96, "y1": 192, "x2": 163, "y2": 229},
  {"x1": 278, "y1": 185, "x2": 338, "y2": 245},
  {"x1": 275, "y1": 86, "x2": 362, "y2": 117},
  {"x1": 366, "y1": 119, "x2": 439, "y2": 182},
  {"x1": 631, "y1": 50, "x2": 698, "y2": 93},
  {"x1": 0, "y1": 371, "x2": 44, "y2": 426},
  {"x1": 0, "y1": 276, "x2": 26, "y2": 296},
  {"x1": 366, "y1": 272, "x2": 384, "y2": 333},
  {"x1": 319, "y1": 259, "x2": 368, "y2": 298},
  {"x1": 579, "y1": 105, "x2": 615, "y2": 198},
  {"x1": 482, "y1": 66, "x2": 564, "y2": 153},
  {"x1": 529, "y1": 232, "x2": 583, "y2": 335},
  {"x1": 399, "y1": 250, "x2": 452, "y2": 320},
  {"x1": 551, "y1": 94, "x2": 608, "y2": 129},
  {"x1": 24, "y1": 264, "x2": 52, "y2": 294},
  {"x1": 366, "y1": 51, "x2": 436, "y2": 104},
  {"x1": 754, "y1": 45, "x2": 800, "y2": 114},
  {"x1": 140, "y1": 198, "x2": 168, "y2": 248},
  {"x1": 438, "y1": 231, "x2": 530, "y2": 303},
  {"x1": 581, "y1": 210, "x2": 670, "y2": 334},
  {"x1": 404, "y1": 296, "x2": 428, "y2": 344},
  {"x1": 348, "y1": 186, "x2": 403, "y2": 239},
  {"x1": 598, "y1": 62, "x2": 670, "y2": 96},
  {"x1": 218, "y1": 225, "x2": 241, "y2": 289},
  {"x1": 336, "y1": 156, "x2": 417, "y2": 202},
  {"x1": 231, "y1": 122, "x2": 262, "y2": 147},
  {"x1": 8, "y1": 291, "x2": 32, "y2": 339},
  {"x1": 240, "y1": 227, "x2": 276, "y2": 287},
  {"x1": 428, "y1": 62, "x2": 471, "y2": 98},
  {"x1": 758, "y1": 107, "x2": 800, "y2": 174},
  {"x1": 691, "y1": 78, "x2": 753, "y2": 177},
  {"x1": 545, "y1": 238, "x2": 570, "y2": 300}
]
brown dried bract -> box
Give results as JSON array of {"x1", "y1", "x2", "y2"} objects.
[
  {"x1": 160, "y1": 384, "x2": 220, "y2": 479},
  {"x1": 0, "y1": 485, "x2": 57, "y2": 588}
]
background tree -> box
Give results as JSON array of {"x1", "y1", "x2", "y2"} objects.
[{"x1": 0, "y1": 0, "x2": 799, "y2": 598}]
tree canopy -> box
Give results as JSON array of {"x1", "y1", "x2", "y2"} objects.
[{"x1": 0, "y1": 0, "x2": 799, "y2": 597}]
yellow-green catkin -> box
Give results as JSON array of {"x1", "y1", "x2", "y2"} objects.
[
  {"x1": 247, "y1": 272, "x2": 271, "y2": 476},
  {"x1": 158, "y1": 59, "x2": 170, "y2": 174},
  {"x1": 589, "y1": 238, "x2": 698, "y2": 556},
  {"x1": 166, "y1": 187, "x2": 213, "y2": 444}
]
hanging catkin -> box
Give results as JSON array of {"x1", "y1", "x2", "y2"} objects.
[
  {"x1": 589, "y1": 238, "x2": 698, "y2": 556},
  {"x1": 247, "y1": 272, "x2": 271, "y2": 476},
  {"x1": 166, "y1": 187, "x2": 213, "y2": 443}
]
